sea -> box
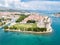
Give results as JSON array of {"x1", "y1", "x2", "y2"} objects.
[{"x1": 0, "y1": 13, "x2": 60, "y2": 45}]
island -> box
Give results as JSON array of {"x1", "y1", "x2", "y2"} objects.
[
  {"x1": 1, "y1": 12, "x2": 52, "y2": 34},
  {"x1": 54, "y1": 13, "x2": 60, "y2": 17}
]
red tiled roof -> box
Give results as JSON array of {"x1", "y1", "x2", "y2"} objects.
[{"x1": 24, "y1": 14, "x2": 44, "y2": 22}]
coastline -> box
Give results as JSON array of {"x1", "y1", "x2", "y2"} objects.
[{"x1": 4, "y1": 29, "x2": 52, "y2": 34}]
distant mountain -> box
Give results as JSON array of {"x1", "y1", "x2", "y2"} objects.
[
  {"x1": 0, "y1": 6, "x2": 60, "y2": 14},
  {"x1": 0, "y1": 7, "x2": 10, "y2": 11}
]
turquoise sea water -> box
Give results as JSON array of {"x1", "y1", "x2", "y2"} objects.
[{"x1": 0, "y1": 14, "x2": 60, "y2": 45}]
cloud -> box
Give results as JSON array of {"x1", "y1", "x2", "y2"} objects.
[
  {"x1": 0, "y1": 4, "x2": 3, "y2": 6},
  {"x1": 0, "y1": 0, "x2": 21, "y2": 8},
  {"x1": 4, "y1": 0, "x2": 21, "y2": 8},
  {"x1": 0, "y1": 0, "x2": 60, "y2": 11},
  {"x1": 21, "y1": 0, "x2": 60, "y2": 2},
  {"x1": 20, "y1": 1, "x2": 60, "y2": 11}
]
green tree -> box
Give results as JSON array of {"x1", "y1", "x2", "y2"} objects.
[
  {"x1": 27, "y1": 20, "x2": 36, "y2": 23},
  {"x1": 4, "y1": 26, "x2": 8, "y2": 29},
  {"x1": 16, "y1": 14, "x2": 29, "y2": 22}
]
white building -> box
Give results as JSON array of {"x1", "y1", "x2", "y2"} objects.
[{"x1": 37, "y1": 16, "x2": 52, "y2": 31}]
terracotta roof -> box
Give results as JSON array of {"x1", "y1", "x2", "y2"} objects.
[{"x1": 24, "y1": 14, "x2": 44, "y2": 22}]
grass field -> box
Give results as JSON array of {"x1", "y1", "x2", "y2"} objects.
[
  {"x1": 14, "y1": 23, "x2": 37, "y2": 28},
  {"x1": 4, "y1": 23, "x2": 47, "y2": 32},
  {"x1": 9, "y1": 23, "x2": 37, "y2": 31}
]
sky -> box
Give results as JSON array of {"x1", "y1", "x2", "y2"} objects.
[{"x1": 0, "y1": 0, "x2": 60, "y2": 11}]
